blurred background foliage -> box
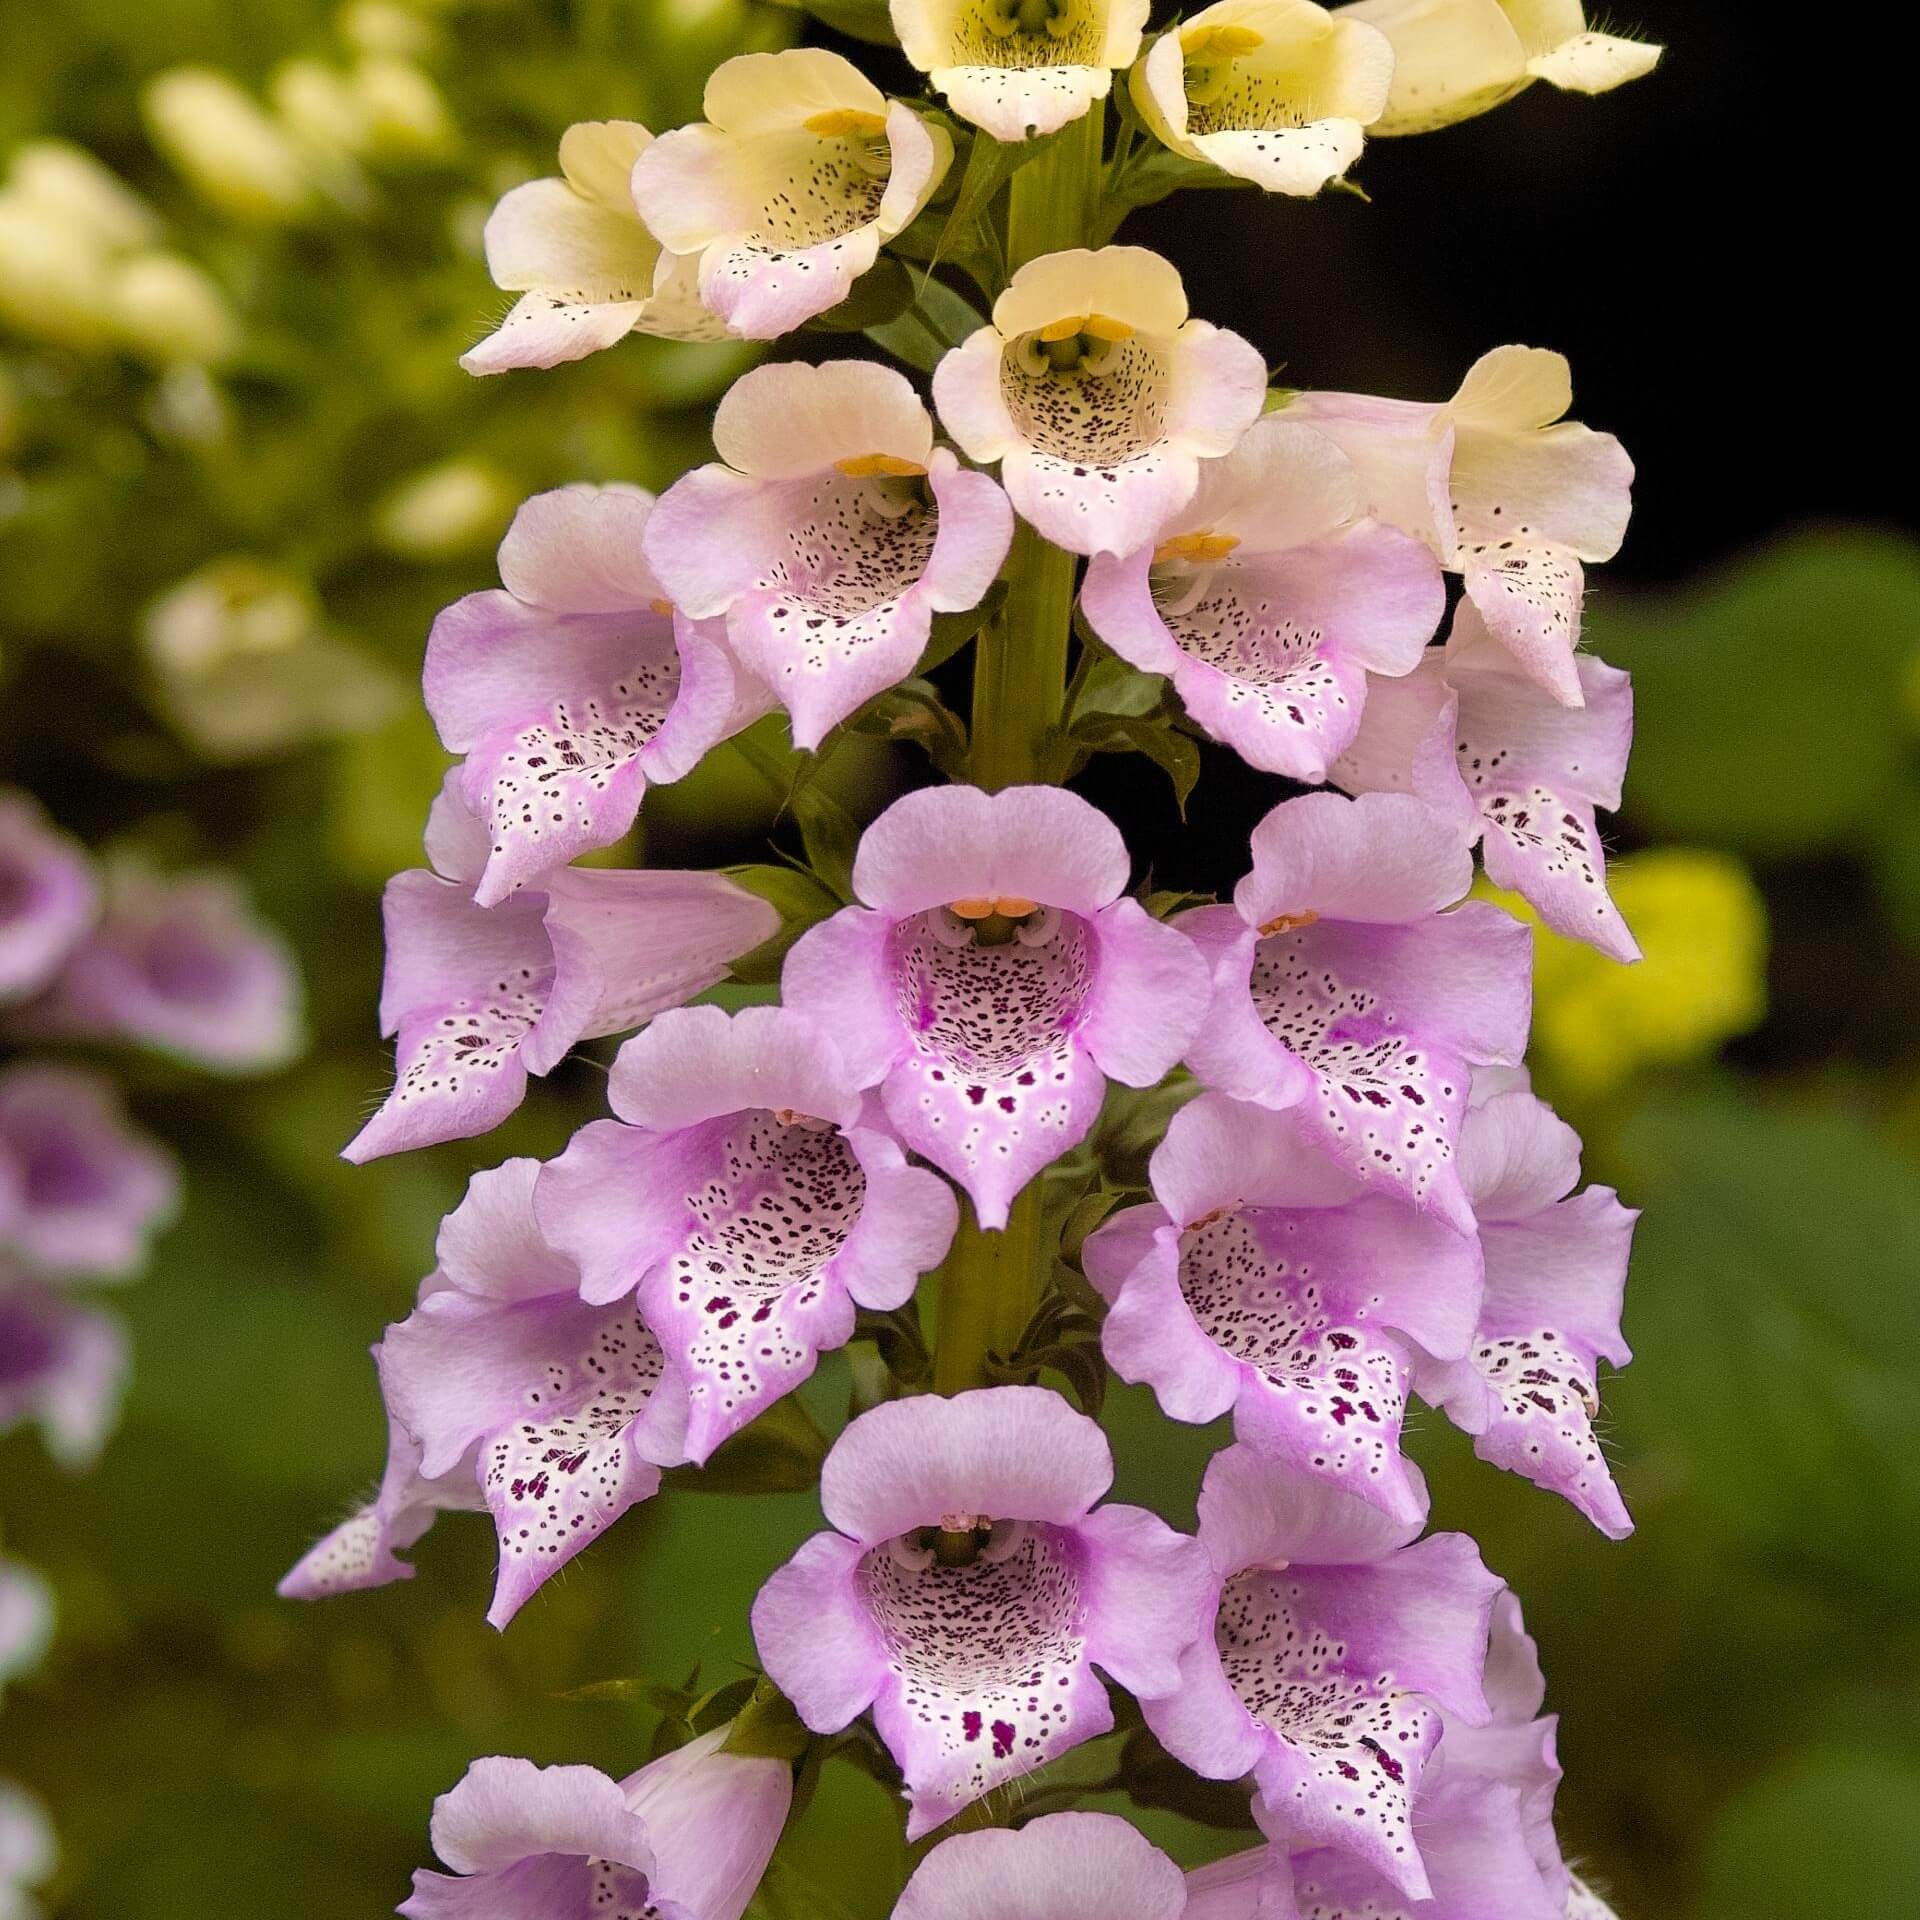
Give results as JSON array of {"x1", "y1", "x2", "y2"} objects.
[{"x1": 2, "y1": 2, "x2": 1916, "y2": 1916}]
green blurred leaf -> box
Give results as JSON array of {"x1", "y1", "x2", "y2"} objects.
[
  {"x1": 1586, "y1": 529, "x2": 1920, "y2": 854},
  {"x1": 848, "y1": 678, "x2": 970, "y2": 778}
]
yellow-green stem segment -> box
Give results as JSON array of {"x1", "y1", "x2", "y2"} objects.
[{"x1": 937, "y1": 103, "x2": 1105, "y2": 1393}]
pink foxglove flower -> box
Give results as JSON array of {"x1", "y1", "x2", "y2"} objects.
[
  {"x1": 0, "y1": 1277, "x2": 127, "y2": 1468},
  {"x1": 344, "y1": 778, "x2": 778, "y2": 1162},
  {"x1": 538, "y1": 1005, "x2": 956, "y2": 1465},
  {"x1": 1281, "y1": 1591, "x2": 1569, "y2": 1920},
  {"x1": 933, "y1": 248, "x2": 1266, "y2": 558},
  {"x1": 897, "y1": 1812, "x2": 1189, "y2": 1920},
  {"x1": 461, "y1": 119, "x2": 724, "y2": 376},
  {"x1": 1289, "y1": 347, "x2": 1633, "y2": 706},
  {"x1": 424, "y1": 484, "x2": 750, "y2": 906},
  {"x1": 1083, "y1": 1092, "x2": 1481, "y2": 1523},
  {"x1": 1079, "y1": 415, "x2": 1443, "y2": 780},
  {"x1": 0, "y1": 793, "x2": 96, "y2": 1006},
  {"x1": 753, "y1": 1386, "x2": 1210, "y2": 1838},
  {"x1": 0, "y1": 1065, "x2": 177, "y2": 1280},
  {"x1": 1415, "y1": 1078, "x2": 1636, "y2": 1537},
  {"x1": 1332, "y1": 602, "x2": 1639, "y2": 959},
  {"x1": 0, "y1": 1782, "x2": 56, "y2": 1920},
  {"x1": 399, "y1": 1725, "x2": 791, "y2": 1920},
  {"x1": 646, "y1": 361, "x2": 1013, "y2": 751},
  {"x1": 14, "y1": 857, "x2": 300, "y2": 1073},
  {"x1": 1132, "y1": 0, "x2": 1395, "y2": 197},
  {"x1": 0, "y1": 1558, "x2": 53, "y2": 1699},
  {"x1": 782, "y1": 783, "x2": 1210, "y2": 1230},
  {"x1": 1342, "y1": 0, "x2": 1661, "y2": 137},
  {"x1": 1146, "y1": 1445, "x2": 1502, "y2": 1899},
  {"x1": 1182, "y1": 788, "x2": 1531, "y2": 1233},
  {"x1": 892, "y1": 0, "x2": 1150, "y2": 141},
  {"x1": 631, "y1": 51, "x2": 951, "y2": 340},
  {"x1": 281, "y1": 1159, "x2": 688, "y2": 1627}
]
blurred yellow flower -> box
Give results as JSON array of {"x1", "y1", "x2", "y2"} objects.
[
  {"x1": 372, "y1": 458, "x2": 514, "y2": 559},
  {"x1": 1484, "y1": 848, "x2": 1769, "y2": 1098},
  {"x1": 143, "y1": 69, "x2": 316, "y2": 222}
]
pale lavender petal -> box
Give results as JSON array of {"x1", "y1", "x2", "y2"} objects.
[
  {"x1": 777, "y1": 908, "x2": 899, "y2": 1087},
  {"x1": 460, "y1": 287, "x2": 646, "y2": 375},
  {"x1": 619, "y1": 1726, "x2": 791, "y2": 1920},
  {"x1": 17, "y1": 859, "x2": 300, "y2": 1073},
  {"x1": 1459, "y1": 547, "x2": 1587, "y2": 709},
  {"x1": 418, "y1": 1756, "x2": 657, "y2": 1877},
  {"x1": 1237, "y1": 791, "x2": 1474, "y2": 930},
  {"x1": 1184, "y1": 1844, "x2": 1300, "y2": 1920},
  {"x1": 750, "y1": 1529, "x2": 890, "y2": 1731},
  {"x1": 0, "y1": 1281, "x2": 128, "y2": 1467},
  {"x1": 0, "y1": 1558, "x2": 53, "y2": 1695},
  {"x1": 433, "y1": 1157, "x2": 581, "y2": 1305},
  {"x1": 1077, "y1": 898, "x2": 1212, "y2": 1087},
  {"x1": 496, "y1": 483, "x2": 669, "y2": 616},
  {"x1": 0, "y1": 793, "x2": 96, "y2": 1006},
  {"x1": 896, "y1": 1813, "x2": 1189, "y2": 1920},
  {"x1": 1075, "y1": 1500, "x2": 1215, "y2": 1696},
  {"x1": 1002, "y1": 442, "x2": 1200, "y2": 561},
  {"x1": 819, "y1": 1387, "x2": 1111, "y2": 1543},
  {"x1": 0, "y1": 1065, "x2": 177, "y2": 1279}
]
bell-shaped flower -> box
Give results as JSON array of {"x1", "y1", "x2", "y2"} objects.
[
  {"x1": 1146, "y1": 1445, "x2": 1502, "y2": 1899},
  {"x1": 461, "y1": 119, "x2": 723, "y2": 375},
  {"x1": 782, "y1": 783, "x2": 1211, "y2": 1230},
  {"x1": 1332, "y1": 601, "x2": 1639, "y2": 959},
  {"x1": 1288, "y1": 347, "x2": 1634, "y2": 706},
  {"x1": 1080, "y1": 416, "x2": 1443, "y2": 780},
  {"x1": 425, "y1": 483, "x2": 751, "y2": 906},
  {"x1": 1132, "y1": 0, "x2": 1394, "y2": 196},
  {"x1": 537, "y1": 1005, "x2": 957, "y2": 1466},
  {"x1": 0, "y1": 793, "x2": 96, "y2": 1006},
  {"x1": 1084, "y1": 1093, "x2": 1481, "y2": 1523},
  {"x1": 0, "y1": 1782, "x2": 57, "y2": 1920},
  {"x1": 1192, "y1": 1591, "x2": 1568, "y2": 1920},
  {"x1": 632, "y1": 50, "x2": 951, "y2": 340},
  {"x1": 1415, "y1": 1078, "x2": 1636, "y2": 1537},
  {"x1": 344, "y1": 778, "x2": 778, "y2": 1162},
  {"x1": 753, "y1": 1386, "x2": 1211, "y2": 1838},
  {"x1": 11, "y1": 856, "x2": 300, "y2": 1074},
  {"x1": 399, "y1": 1724, "x2": 791, "y2": 1920},
  {"x1": 280, "y1": 1159, "x2": 690, "y2": 1627},
  {"x1": 897, "y1": 1812, "x2": 1190, "y2": 1920},
  {"x1": 0, "y1": 1065, "x2": 177, "y2": 1280},
  {"x1": 1339, "y1": 0, "x2": 1661, "y2": 137},
  {"x1": 1181, "y1": 788, "x2": 1532, "y2": 1234},
  {"x1": 933, "y1": 247, "x2": 1266, "y2": 558},
  {"x1": 893, "y1": 0, "x2": 1150, "y2": 141},
  {"x1": 647, "y1": 361, "x2": 1013, "y2": 750},
  {"x1": 0, "y1": 1276, "x2": 128, "y2": 1468},
  {"x1": 0, "y1": 1558, "x2": 53, "y2": 1700}
]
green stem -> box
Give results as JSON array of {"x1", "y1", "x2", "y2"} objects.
[{"x1": 935, "y1": 103, "x2": 1107, "y2": 1392}]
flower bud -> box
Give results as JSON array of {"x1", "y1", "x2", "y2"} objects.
[
  {"x1": 372, "y1": 458, "x2": 512, "y2": 559},
  {"x1": 270, "y1": 58, "x2": 375, "y2": 158},
  {"x1": 620, "y1": 1726, "x2": 793, "y2": 1920},
  {"x1": 0, "y1": 191, "x2": 118, "y2": 350},
  {"x1": 142, "y1": 68, "x2": 315, "y2": 222},
  {"x1": 107, "y1": 253, "x2": 238, "y2": 365},
  {"x1": 5, "y1": 140, "x2": 158, "y2": 251},
  {"x1": 351, "y1": 58, "x2": 455, "y2": 159}
]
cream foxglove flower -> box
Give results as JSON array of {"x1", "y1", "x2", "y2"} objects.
[
  {"x1": 1339, "y1": 0, "x2": 1661, "y2": 135},
  {"x1": 892, "y1": 0, "x2": 1151, "y2": 140},
  {"x1": 1132, "y1": 0, "x2": 1395, "y2": 196},
  {"x1": 461, "y1": 119, "x2": 722, "y2": 376},
  {"x1": 932, "y1": 246, "x2": 1267, "y2": 558},
  {"x1": 631, "y1": 49, "x2": 951, "y2": 341},
  {"x1": 1289, "y1": 345, "x2": 1633, "y2": 706}
]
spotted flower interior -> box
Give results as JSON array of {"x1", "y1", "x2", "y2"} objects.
[{"x1": 1000, "y1": 324, "x2": 1172, "y2": 475}]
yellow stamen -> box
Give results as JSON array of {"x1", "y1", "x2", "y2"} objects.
[
  {"x1": 834, "y1": 452, "x2": 927, "y2": 479},
  {"x1": 1259, "y1": 909, "x2": 1320, "y2": 938},
  {"x1": 1154, "y1": 530, "x2": 1242, "y2": 566},
  {"x1": 949, "y1": 895, "x2": 1039, "y2": 921},
  {"x1": 1083, "y1": 313, "x2": 1135, "y2": 342},
  {"x1": 1181, "y1": 22, "x2": 1265, "y2": 57},
  {"x1": 649, "y1": 598, "x2": 675, "y2": 617},
  {"x1": 803, "y1": 108, "x2": 889, "y2": 138},
  {"x1": 1038, "y1": 313, "x2": 1090, "y2": 343}
]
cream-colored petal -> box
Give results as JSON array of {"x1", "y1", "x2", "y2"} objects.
[
  {"x1": 704, "y1": 47, "x2": 886, "y2": 137},
  {"x1": 640, "y1": 248, "x2": 733, "y2": 342},
  {"x1": 713, "y1": 360, "x2": 934, "y2": 480},
  {"x1": 1173, "y1": 414, "x2": 1362, "y2": 549},
  {"x1": 7, "y1": 140, "x2": 160, "y2": 250},
  {"x1": 557, "y1": 119, "x2": 653, "y2": 210},
  {"x1": 993, "y1": 244, "x2": 1189, "y2": 340},
  {"x1": 875, "y1": 100, "x2": 953, "y2": 241},
  {"x1": 1337, "y1": 0, "x2": 1528, "y2": 134},
  {"x1": 481, "y1": 175, "x2": 659, "y2": 297},
  {"x1": 630, "y1": 123, "x2": 763, "y2": 256},
  {"x1": 1497, "y1": 0, "x2": 1586, "y2": 59},
  {"x1": 1133, "y1": 33, "x2": 1201, "y2": 156},
  {"x1": 937, "y1": 61, "x2": 1114, "y2": 142},
  {"x1": 892, "y1": 0, "x2": 967, "y2": 74},
  {"x1": 1525, "y1": 30, "x2": 1661, "y2": 92},
  {"x1": 1448, "y1": 344, "x2": 1571, "y2": 433},
  {"x1": 1192, "y1": 118, "x2": 1365, "y2": 194},
  {"x1": 1452, "y1": 418, "x2": 1633, "y2": 562},
  {"x1": 931, "y1": 327, "x2": 1023, "y2": 464},
  {"x1": 1098, "y1": 0, "x2": 1154, "y2": 70}
]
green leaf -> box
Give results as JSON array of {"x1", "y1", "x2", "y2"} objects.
[
  {"x1": 723, "y1": 863, "x2": 843, "y2": 984},
  {"x1": 865, "y1": 274, "x2": 989, "y2": 372},
  {"x1": 848, "y1": 677, "x2": 971, "y2": 778},
  {"x1": 919, "y1": 580, "x2": 1005, "y2": 675},
  {"x1": 1094, "y1": 147, "x2": 1254, "y2": 242},
  {"x1": 1584, "y1": 530, "x2": 1920, "y2": 855},
  {"x1": 760, "y1": 0, "x2": 898, "y2": 45},
  {"x1": 722, "y1": 1678, "x2": 812, "y2": 1761},
  {"x1": 1067, "y1": 712, "x2": 1202, "y2": 814}
]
